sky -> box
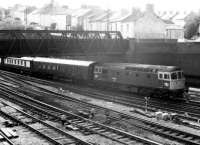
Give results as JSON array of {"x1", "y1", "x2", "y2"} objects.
[{"x1": 1, "y1": 0, "x2": 200, "y2": 12}]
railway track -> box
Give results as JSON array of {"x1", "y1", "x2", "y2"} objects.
[
  {"x1": 0, "y1": 94, "x2": 92, "y2": 145},
  {"x1": 0, "y1": 71, "x2": 200, "y2": 144},
  {"x1": 0, "y1": 80, "x2": 161, "y2": 145},
  {"x1": 1, "y1": 69, "x2": 199, "y2": 121},
  {"x1": 0, "y1": 131, "x2": 15, "y2": 145}
]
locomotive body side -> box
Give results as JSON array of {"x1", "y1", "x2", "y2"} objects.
[
  {"x1": 94, "y1": 64, "x2": 161, "y2": 87},
  {"x1": 93, "y1": 63, "x2": 185, "y2": 98}
]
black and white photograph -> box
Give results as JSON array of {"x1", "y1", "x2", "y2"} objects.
[{"x1": 0, "y1": 0, "x2": 199, "y2": 144}]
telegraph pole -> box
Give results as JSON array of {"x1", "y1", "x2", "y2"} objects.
[
  {"x1": 106, "y1": 9, "x2": 110, "y2": 31},
  {"x1": 24, "y1": 7, "x2": 28, "y2": 29}
]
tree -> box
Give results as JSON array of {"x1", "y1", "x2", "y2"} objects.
[{"x1": 184, "y1": 12, "x2": 200, "y2": 39}]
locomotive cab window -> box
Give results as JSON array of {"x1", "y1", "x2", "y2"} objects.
[
  {"x1": 159, "y1": 73, "x2": 163, "y2": 79},
  {"x1": 164, "y1": 74, "x2": 169, "y2": 79},
  {"x1": 158, "y1": 72, "x2": 170, "y2": 80},
  {"x1": 171, "y1": 71, "x2": 183, "y2": 80},
  {"x1": 178, "y1": 71, "x2": 183, "y2": 79},
  {"x1": 171, "y1": 72, "x2": 177, "y2": 80}
]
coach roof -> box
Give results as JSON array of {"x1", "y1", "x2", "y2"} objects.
[{"x1": 33, "y1": 57, "x2": 95, "y2": 66}]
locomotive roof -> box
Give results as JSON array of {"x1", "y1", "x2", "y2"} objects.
[
  {"x1": 33, "y1": 57, "x2": 95, "y2": 66},
  {"x1": 99, "y1": 63, "x2": 181, "y2": 72}
]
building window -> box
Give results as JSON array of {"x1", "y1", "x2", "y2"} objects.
[
  {"x1": 127, "y1": 24, "x2": 129, "y2": 32},
  {"x1": 121, "y1": 24, "x2": 123, "y2": 32}
]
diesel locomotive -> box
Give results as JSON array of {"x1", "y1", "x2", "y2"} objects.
[{"x1": 1, "y1": 57, "x2": 186, "y2": 98}]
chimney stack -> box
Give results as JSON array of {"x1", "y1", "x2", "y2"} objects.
[{"x1": 146, "y1": 4, "x2": 154, "y2": 13}]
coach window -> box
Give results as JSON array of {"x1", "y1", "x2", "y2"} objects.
[
  {"x1": 52, "y1": 65, "x2": 56, "y2": 70},
  {"x1": 136, "y1": 73, "x2": 139, "y2": 77}
]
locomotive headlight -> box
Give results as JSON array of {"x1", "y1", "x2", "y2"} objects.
[{"x1": 164, "y1": 82, "x2": 169, "y2": 87}]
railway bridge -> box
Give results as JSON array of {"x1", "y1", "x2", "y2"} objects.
[{"x1": 0, "y1": 30, "x2": 128, "y2": 62}]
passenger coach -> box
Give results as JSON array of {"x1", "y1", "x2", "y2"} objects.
[
  {"x1": 3, "y1": 57, "x2": 33, "y2": 73},
  {"x1": 32, "y1": 57, "x2": 96, "y2": 81}
]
